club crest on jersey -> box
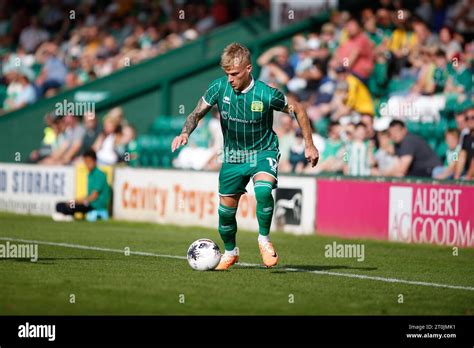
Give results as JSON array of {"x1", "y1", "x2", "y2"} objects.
[
  {"x1": 223, "y1": 96, "x2": 231, "y2": 104},
  {"x1": 251, "y1": 101, "x2": 263, "y2": 112}
]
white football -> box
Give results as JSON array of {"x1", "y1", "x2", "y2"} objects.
[{"x1": 187, "y1": 239, "x2": 221, "y2": 271}]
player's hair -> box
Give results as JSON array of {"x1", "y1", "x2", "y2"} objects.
[
  {"x1": 220, "y1": 43, "x2": 251, "y2": 69},
  {"x1": 83, "y1": 149, "x2": 97, "y2": 161}
]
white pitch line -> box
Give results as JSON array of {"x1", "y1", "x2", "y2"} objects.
[{"x1": 1, "y1": 237, "x2": 474, "y2": 292}]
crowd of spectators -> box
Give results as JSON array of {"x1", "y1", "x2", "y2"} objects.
[
  {"x1": 260, "y1": 0, "x2": 473, "y2": 180},
  {"x1": 5, "y1": 0, "x2": 474, "y2": 180},
  {"x1": 0, "y1": 0, "x2": 269, "y2": 112},
  {"x1": 29, "y1": 107, "x2": 136, "y2": 167}
]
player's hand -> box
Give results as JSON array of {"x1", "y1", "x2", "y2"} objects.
[
  {"x1": 305, "y1": 144, "x2": 319, "y2": 167},
  {"x1": 171, "y1": 133, "x2": 189, "y2": 152}
]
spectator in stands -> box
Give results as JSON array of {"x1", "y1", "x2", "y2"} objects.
[
  {"x1": 173, "y1": 118, "x2": 214, "y2": 170},
  {"x1": 445, "y1": 53, "x2": 472, "y2": 95},
  {"x1": 79, "y1": 112, "x2": 101, "y2": 158},
  {"x1": 52, "y1": 149, "x2": 110, "y2": 222},
  {"x1": 29, "y1": 113, "x2": 61, "y2": 163},
  {"x1": 433, "y1": 128, "x2": 461, "y2": 179},
  {"x1": 331, "y1": 66, "x2": 374, "y2": 122},
  {"x1": 117, "y1": 124, "x2": 136, "y2": 162},
  {"x1": 432, "y1": 48, "x2": 449, "y2": 94},
  {"x1": 454, "y1": 107, "x2": 474, "y2": 180},
  {"x1": 93, "y1": 114, "x2": 122, "y2": 166},
  {"x1": 335, "y1": 17, "x2": 374, "y2": 84},
  {"x1": 439, "y1": 26, "x2": 463, "y2": 54},
  {"x1": 415, "y1": 0, "x2": 434, "y2": 25},
  {"x1": 35, "y1": 42, "x2": 67, "y2": 96},
  {"x1": 373, "y1": 130, "x2": 399, "y2": 176},
  {"x1": 289, "y1": 129, "x2": 307, "y2": 173},
  {"x1": 447, "y1": 0, "x2": 474, "y2": 37},
  {"x1": 19, "y1": 16, "x2": 49, "y2": 54},
  {"x1": 3, "y1": 66, "x2": 37, "y2": 110},
  {"x1": 41, "y1": 114, "x2": 85, "y2": 165},
  {"x1": 321, "y1": 23, "x2": 338, "y2": 54},
  {"x1": 289, "y1": 34, "x2": 307, "y2": 70},
  {"x1": 306, "y1": 59, "x2": 338, "y2": 123},
  {"x1": 195, "y1": 4, "x2": 216, "y2": 33},
  {"x1": 305, "y1": 121, "x2": 344, "y2": 174},
  {"x1": 387, "y1": 120, "x2": 442, "y2": 177},
  {"x1": 387, "y1": 10, "x2": 416, "y2": 76},
  {"x1": 343, "y1": 122, "x2": 374, "y2": 176},
  {"x1": 455, "y1": 108, "x2": 471, "y2": 145},
  {"x1": 412, "y1": 17, "x2": 439, "y2": 48},
  {"x1": 410, "y1": 47, "x2": 437, "y2": 95},
  {"x1": 257, "y1": 46, "x2": 294, "y2": 89}
]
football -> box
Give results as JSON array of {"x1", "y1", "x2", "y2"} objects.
[{"x1": 187, "y1": 239, "x2": 222, "y2": 271}]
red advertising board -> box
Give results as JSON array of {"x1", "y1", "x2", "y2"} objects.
[{"x1": 316, "y1": 179, "x2": 474, "y2": 248}]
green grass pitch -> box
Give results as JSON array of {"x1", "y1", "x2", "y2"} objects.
[{"x1": 0, "y1": 212, "x2": 473, "y2": 315}]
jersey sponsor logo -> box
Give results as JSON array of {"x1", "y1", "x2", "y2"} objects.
[
  {"x1": 223, "y1": 96, "x2": 231, "y2": 104},
  {"x1": 221, "y1": 110, "x2": 228, "y2": 119},
  {"x1": 251, "y1": 100, "x2": 264, "y2": 112}
]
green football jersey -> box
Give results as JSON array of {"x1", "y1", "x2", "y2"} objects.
[{"x1": 202, "y1": 76, "x2": 287, "y2": 161}]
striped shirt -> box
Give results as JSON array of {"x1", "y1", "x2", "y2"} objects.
[{"x1": 202, "y1": 76, "x2": 287, "y2": 161}]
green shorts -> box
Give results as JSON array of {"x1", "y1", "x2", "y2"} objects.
[{"x1": 218, "y1": 150, "x2": 280, "y2": 196}]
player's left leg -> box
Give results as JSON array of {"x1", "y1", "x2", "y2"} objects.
[{"x1": 252, "y1": 151, "x2": 280, "y2": 267}]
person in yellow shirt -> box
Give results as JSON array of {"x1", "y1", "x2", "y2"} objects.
[{"x1": 332, "y1": 66, "x2": 375, "y2": 119}]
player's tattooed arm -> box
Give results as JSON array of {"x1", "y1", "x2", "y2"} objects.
[
  {"x1": 181, "y1": 98, "x2": 211, "y2": 136},
  {"x1": 172, "y1": 98, "x2": 212, "y2": 152},
  {"x1": 283, "y1": 96, "x2": 320, "y2": 167}
]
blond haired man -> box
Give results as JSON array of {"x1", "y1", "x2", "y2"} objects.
[{"x1": 172, "y1": 43, "x2": 319, "y2": 270}]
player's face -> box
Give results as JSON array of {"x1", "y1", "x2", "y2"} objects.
[{"x1": 224, "y1": 63, "x2": 252, "y2": 91}]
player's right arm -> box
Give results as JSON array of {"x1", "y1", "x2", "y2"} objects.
[
  {"x1": 171, "y1": 98, "x2": 212, "y2": 152},
  {"x1": 172, "y1": 79, "x2": 220, "y2": 152}
]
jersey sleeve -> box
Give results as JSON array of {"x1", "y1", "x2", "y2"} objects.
[
  {"x1": 202, "y1": 79, "x2": 221, "y2": 106},
  {"x1": 269, "y1": 87, "x2": 288, "y2": 112}
]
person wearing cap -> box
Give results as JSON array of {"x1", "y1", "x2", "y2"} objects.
[{"x1": 3, "y1": 66, "x2": 37, "y2": 111}]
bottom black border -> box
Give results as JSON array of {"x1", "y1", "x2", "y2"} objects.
[{"x1": 0, "y1": 316, "x2": 473, "y2": 346}]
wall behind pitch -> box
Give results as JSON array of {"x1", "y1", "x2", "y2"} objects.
[
  {"x1": 316, "y1": 179, "x2": 474, "y2": 248},
  {"x1": 0, "y1": 163, "x2": 75, "y2": 215},
  {"x1": 113, "y1": 168, "x2": 315, "y2": 234}
]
